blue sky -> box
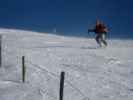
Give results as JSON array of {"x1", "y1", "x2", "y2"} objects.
[{"x1": 0, "y1": 0, "x2": 133, "y2": 38}]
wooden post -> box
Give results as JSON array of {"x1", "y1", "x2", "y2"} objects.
[
  {"x1": 59, "y1": 71, "x2": 65, "y2": 100},
  {"x1": 22, "y1": 56, "x2": 26, "y2": 83},
  {"x1": 0, "y1": 35, "x2": 2, "y2": 67}
]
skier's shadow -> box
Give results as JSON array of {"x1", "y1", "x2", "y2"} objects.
[{"x1": 80, "y1": 46, "x2": 98, "y2": 50}]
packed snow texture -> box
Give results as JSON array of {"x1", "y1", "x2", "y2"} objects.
[{"x1": 0, "y1": 28, "x2": 133, "y2": 100}]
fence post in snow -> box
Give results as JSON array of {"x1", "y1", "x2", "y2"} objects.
[
  {"x1": 22, "y1": 56, "x2": 26, "y2": 83},
  {"x1": 0, "y1": 35, "x2": 2, "y2": 67},
  {"x1": 59, "y1": 71, "x2": 65, "y2": 100}
]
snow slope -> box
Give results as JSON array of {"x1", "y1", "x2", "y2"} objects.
[{"x1": 0, "y1": 28, "x2": 133, "y2": 100}]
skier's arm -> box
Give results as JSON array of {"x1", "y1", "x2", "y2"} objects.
[
  {"x1": 102, "y1": 24, "x2": 108, "y2": 33},
  {"x1": 104, "y1": 28, "x2": 108, "y2": 33},
  {"x1": 88, "y1": 29, "x2": 94, "y2": 33}
]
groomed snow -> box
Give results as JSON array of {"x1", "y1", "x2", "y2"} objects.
[{"x1": 0, "y1": 28, "x2": 133, "y2": 100}]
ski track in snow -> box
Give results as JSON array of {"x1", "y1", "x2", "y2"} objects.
[{"x1": 0, "y1": 28, "x2": 133, "y2": 100}]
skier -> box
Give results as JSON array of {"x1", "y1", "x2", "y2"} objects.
[{"x1": 88, "y1": 19, "x2": 108, "y2": 47}]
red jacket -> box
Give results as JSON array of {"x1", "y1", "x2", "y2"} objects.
[{"x1": 94, "y1": 24, "x2": 107, "y2": 34}]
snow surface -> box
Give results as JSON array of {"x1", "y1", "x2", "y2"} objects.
[{"x1": 0, "y1": 28, "x2": 133, "y2": 100}]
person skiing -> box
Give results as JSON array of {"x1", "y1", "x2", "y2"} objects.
[{"x1": 88, "y1": 19, "x2": 108, "y2": 47}]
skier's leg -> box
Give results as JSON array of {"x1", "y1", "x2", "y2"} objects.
[
  {"x1": 102, "y1": 40, "x2": 107, "y2": 46},
  {"x1": 101, "y1": 33, "x2": 107, "y2": 46},
  {"x1": 95, "y1": 35, "x2": 102, "y2": 47}
]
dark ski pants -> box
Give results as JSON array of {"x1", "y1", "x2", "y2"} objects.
[{"x1": 95, "y1": 33, "x2": 107, "y2": 47}]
